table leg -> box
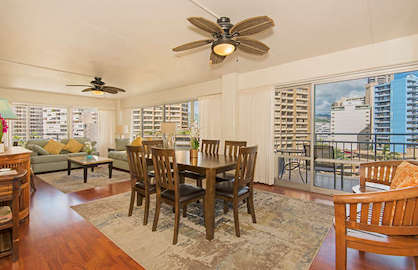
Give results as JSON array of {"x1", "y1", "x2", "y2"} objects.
[
  {"x1": 83, "y1": 167, "x2": 88, "y2": 183},
  {"x1": 288, "y1": 158, "x2": 292, "y2": 181},
  {"x1": 91, "y1": 167, "x2": 94, "y2": 172},
  {"x1": 67, "y1": 160, "x2": 71, "y2": 175},
  {"x1": 205, "y1": 168, "x2": 216, "y2": 240},
  {"x1": 109, "y1": 162, "x2": 113, "y2": 178}
]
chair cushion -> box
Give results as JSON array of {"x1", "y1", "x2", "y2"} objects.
[
  {"x1": 63, "y1": 138, "x2": 84, "y2": 153},
  {"x1": 161, "y1": 184, "x2": 205, "y2": 202},
  {"x1": 215, "y1": 180, "x2": 249, "y2": 198},
  {"x1": 135, "y1": 181, "x2": 156, "y2": 193},
  {"x1": 216, "y1": 173, "x2": 235, "y2": 182},
  {"x1": 43, "y1": 140, "x2": 65, "y2": 155},
  {"x1": 390, "y1": 161, "x2": 418, "y2": 189},
  {"x1": 0, "y1": 206, "x2": 12, "y2": 224},
  {"x1": 183, "y1": 171, "x2": 205, "y2": 180}
]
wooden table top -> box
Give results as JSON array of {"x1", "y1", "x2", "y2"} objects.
[
  {"x1": 174, "y1": 150, "x2": 237, "y2": 169},
  {"x1": 0, "y1": 146, "x2": 32, "y2": 157},
  {"x1": 68, "y1": 155, "x2": 113, "y2": 165}
]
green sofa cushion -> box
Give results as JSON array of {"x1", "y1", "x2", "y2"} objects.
[
  {"x1": 26, "y1": 139, "x2": 50, "y2": 148},
  {"x1": 115, "y1": 138, "x2": 130, "y2": 151},
  {"x1": 32, "y1": 154, "x2": 69, "y2": 164},
  {"x1": 108, "y1": 151, "x2": 128, "y2": 161},
  {"x1": 26, "y1": 144, "x2": 49, "y2": 155}
]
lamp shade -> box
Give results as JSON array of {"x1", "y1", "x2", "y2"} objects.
[
  {"x1": 161, "y1": 122, "x2": 177, "y2": 135},
  {"x1": 0, "y1": 98, "x2": 17, "y2": 120},
  {"x1": 116, "y1": 125, "x2": 129, "y2": 135}
]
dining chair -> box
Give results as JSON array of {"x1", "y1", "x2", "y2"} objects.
[
  {"x1": 0, "y1": 169, "x2": 27, "y2": 261},
  {"x1": 126, "y1": 145, "x2": 156, "y2": 225},
  {"x1": 151, "y1": 147, "x2": 205, "y2": 244},
  {"x1": 142, "y1": 140, "x2": 164, "y2": 178},
  {"x1": 216, "y1": 140, "x2": 247, "y2": 182},
  {"x1": 184, "y1": 139, "x2": 220, "y2": 188},
  {"x1": 215, "y1": 146, "x2": 258, "y2": 237}
]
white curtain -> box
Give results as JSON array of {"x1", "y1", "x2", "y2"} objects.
[
  {"x1": 97, "y1": 110, "x2": 116, "y2": 156},
  {"x1": 198, "y1": 95, "x2": 222, "y2": 140},
  {"x1": 238, "y1": 87, "x2": 275, "y2": 185}
]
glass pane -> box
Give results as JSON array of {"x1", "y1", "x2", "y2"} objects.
[
  {"x1": 72, "y1": 107, "x2": 98, "y2": 140},
  {"x1": 131, "y1": 108, "x2": 142, "y2": 140}
]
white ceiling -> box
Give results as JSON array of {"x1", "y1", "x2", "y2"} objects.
[{"x1": 0, "y1": 0, "x2": 417, "y2": 99}]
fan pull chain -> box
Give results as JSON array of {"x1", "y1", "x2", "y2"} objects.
[{"x1": 189, "y1": 0, "x2": 219, "y2": 19}]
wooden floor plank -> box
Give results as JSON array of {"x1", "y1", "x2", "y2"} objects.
[{"x1": 0, "y1": 174, "x2": 414, "y2": 269}]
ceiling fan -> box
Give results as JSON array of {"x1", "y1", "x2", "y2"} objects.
[
  {"x1": 66, "y1": 77, "x2": 126, "y2": 96},
  {"x1": 173, "y1": 16, "x2": 275, "y2": 64}
]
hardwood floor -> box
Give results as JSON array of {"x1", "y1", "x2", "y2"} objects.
[{"x1": 0, "y1": 175, "x2": 415, "y2": 269}]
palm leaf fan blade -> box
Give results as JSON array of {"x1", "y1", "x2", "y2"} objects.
[
  {"x1": 172, "y1": 39, "x2": 213, "y2": 52},
  {"x1": 187, "y1": 17, "x2": 223, "y2": 34},
  {"x1": 237, "y1": 21, "x2": 274, "y2": 36},
  {"x1": 210, "y1": 52, "x2": 225, "y2": 64},
  {"x1": 230, "y1": 16, "x2": 273, "y2": 34}
]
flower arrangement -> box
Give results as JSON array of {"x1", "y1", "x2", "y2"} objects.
[
  {"x1": 189, "y1": 121, "x2": 199, "y2": 158},
  {"x1": 0, "y1": 114, "x2": 8, "y2": 143},
  {"x1": 84, "y1": 141, "x2": 93, "y2": 158}
]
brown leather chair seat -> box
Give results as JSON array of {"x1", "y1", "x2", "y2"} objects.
[
  {"x1": 135, "y1": 181, "x2": 156, "y2": 193},
  {"x1": 162, "y1": 184, "x2": 205, "y2": 202},
  {"x1": 215, "y1": 180, "x2": 249, "y2": 198}
]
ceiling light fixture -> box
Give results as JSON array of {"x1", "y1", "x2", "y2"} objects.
[
  {"x1": 212, "y1": 39, "x2": 236, "y2": 56},
  {"x1": 91, "y1": 90, "x2": 104, "y2": 96}
]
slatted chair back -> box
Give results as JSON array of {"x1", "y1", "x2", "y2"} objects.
[
  {"x1": 142, "y1": 140, "x2": 164, "y2": 158},
  {"x1": 126, "y1": 145, "x2": 149, "y2": 186},
  {"x1": 151, "y1": 148, "x2": 180, "y2": 192},
  {"x1": 201, "y1": 139, "x2": 220, "y2": 155},
  {"x1": 335, "y1": 185, "x2": 418, "y2": 236},
  {"x1": 360, "y1": 160, "x2": 418, "y2": 188},
  {"x1": 234, "y1": 146, "x2": 258, "y2": 189},
  {"x1": 224, "y1": 140, "x2": 247, "y2": 158}
]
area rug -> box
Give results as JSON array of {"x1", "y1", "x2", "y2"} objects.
[
  {"x1": 72, "y1": 189, "x2": 334, "y2": 270},
  {"x1": 38, "y1": 167, "x2": 130, "y2": 193}
]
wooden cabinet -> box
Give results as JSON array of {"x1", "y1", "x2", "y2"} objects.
[{"x1": 0, "y1": 147, "x2": 31, "y2": 221}]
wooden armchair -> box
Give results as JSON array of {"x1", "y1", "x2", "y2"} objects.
[
  {"x1": 334, "y1": 180, "x2": 418, "y2": 269},
  {"x1": 359, "y1": 160, "x2": 418, "y2": 191}
]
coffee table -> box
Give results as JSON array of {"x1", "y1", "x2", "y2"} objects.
[{"x1": 67, "y1": 155, "x2": 113, "y2": 183}]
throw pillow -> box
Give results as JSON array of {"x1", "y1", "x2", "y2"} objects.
[
  {"x1": 43, "y1": 139, "x2": 65, "y2": 155},
  {"x1": 63, "y1": 138, "x2": 84, "y2": 153},
  {"x1": 390, "y1": 161, "x2": 418, "y2": 189},
  {"x1": 27, "y1": 144, "x2": 49, "y2": 155},
  {"x1": 131, "y1": 136, "x2": 143, "y2": 146}
]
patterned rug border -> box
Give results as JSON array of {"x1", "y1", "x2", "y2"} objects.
[{"x1": 71, "y1": 188, "x2": 334, "y2": 270}]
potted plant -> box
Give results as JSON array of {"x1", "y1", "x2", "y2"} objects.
[
  {"x1": 0, "y1": 114, "x2": 8, "y2": 152},
  {"x1": 84, "y1": 141, "x2": 94, "y2": 159},
  {"x1": 189, "y1": 121, "x2": 199, "y2": 158}
]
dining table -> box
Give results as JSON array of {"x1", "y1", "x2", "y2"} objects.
[{"x1": 148, "y1": 150, "x2": 237, "y2": 241}]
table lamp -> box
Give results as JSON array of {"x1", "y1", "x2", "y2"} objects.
[
  {"x1": 116, "y1": 125, "x2": 129, "y2": 139},
  {"x1": 0, "y1": 98, "x2": 17, "y2": 151}
]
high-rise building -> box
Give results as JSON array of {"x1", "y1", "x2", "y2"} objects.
[
  {"x1": 330, "y1": 97, "x2": 371, "y2": 149},
  {"x1": 365, "y1": 74, "x2": 393, "y2": 133},
  {"x1": 374, "y1": 74, "x2": 418, "y2": 151},
  {"x1": 274, "y1": 85, "x2": 311, "y2": 149}
]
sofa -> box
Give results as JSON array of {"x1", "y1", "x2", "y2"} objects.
[
  {"x1": 107, "y1": 138, "x2": 130, "y2": 171},
  {"x1": 26, "y1": 138, "x2": 98, "y2": 174}
]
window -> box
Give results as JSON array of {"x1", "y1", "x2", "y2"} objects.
[
  {"x1": 130, "y1": 100, "x2": 199, "y2": 147},
  {"x1": 72, "y1": 107, "x2": 98, "y2": 139},
  {"x1": 12, "y1": 103, "x2": 98, "y2": 143}
]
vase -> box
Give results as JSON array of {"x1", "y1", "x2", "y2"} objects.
[
  {"x1": 87, "y1": 154, "x2": 93, "y2": 160},
  {"x1": 0, "y1": 143, "x2": 4, "y2": 153},
  {"x1": 190, "y1": 149, "x2": 198, "y2": 158}
]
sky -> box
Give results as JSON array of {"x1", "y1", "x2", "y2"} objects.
[{"x1": 314, "y1": 77, "x2": 368, "y2": 115}]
